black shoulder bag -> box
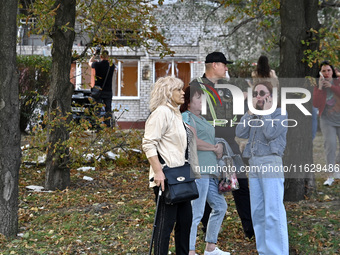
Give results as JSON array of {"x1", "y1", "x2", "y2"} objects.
[{"x1": 158, "y1": 123, "x2": 199, "y2": 205}]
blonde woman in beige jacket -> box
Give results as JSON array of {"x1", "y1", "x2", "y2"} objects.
[{"x1": 142, "y1": 76, "x2": 199, "y2": 255}]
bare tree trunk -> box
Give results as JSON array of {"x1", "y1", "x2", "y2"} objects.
[
  {"x1": 280, "y1": 0, "x2": 320, "y2": 201},
  {"x1": 0, "y1": 0, "x2": 21, "y2": 237},
  {"x1": 45, "y1": 0, "x2": 76, "y2": 190}
]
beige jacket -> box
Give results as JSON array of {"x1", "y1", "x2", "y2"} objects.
[{"x1": 142, "y1": 103, "x2": 200, "y2": 187}]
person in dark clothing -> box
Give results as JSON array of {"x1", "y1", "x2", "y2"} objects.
[
  {"x1": 88, "y1": 49, "x2": 115, "y2": 127},
  {"x1": 190, "y1": 51, "x2": 254, "y2": 239}
]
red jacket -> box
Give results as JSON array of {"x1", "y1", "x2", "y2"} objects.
[{"x1": 313, "y1": 78, "x2": 340, "y2": 116}]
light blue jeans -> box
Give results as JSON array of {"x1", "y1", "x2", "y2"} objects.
[
  {"x1": 320, "y1": 118, "x2": 340, "y2": 178},
  {"x1": 249, "y1": 155, "x2": 289, "y2": 255},
  {"x1": 189, "y1": 177, "x2": 228, "y2": 250}
]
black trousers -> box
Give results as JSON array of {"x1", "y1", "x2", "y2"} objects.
[
  {"x1": 93, "y1": 92, "x2": 112, "y2": 128},
  {"x1": 153, "y1": 187, "x2": 192, "y2": 255},
  {"x1": 100, "y1": 96, "x2": 112, "y2": 127}
]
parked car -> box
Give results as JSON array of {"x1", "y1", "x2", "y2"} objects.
[
  {"x1": 71, "y1": 89, "x2": 93, "y2": 123},
  {"x1": 71, "y1": 89, "x2": 115, "y2": 128}
]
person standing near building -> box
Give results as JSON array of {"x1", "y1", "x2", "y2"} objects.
[
  {"x1": 89, "y1": 49, "x2": 115, "y2": 127},
  {"x1": 142, "y1": 76, "x2": 199, "y2": 255},
  {"x1": 180, "y1": 86, "x2": 229, "y2": 255},
  {"x1": 190, "y1": 51, "x2": 254, "y2": 239},
  {"x1": 236, "y1": 81, "x2": 289, "y2": 255},
  {"x1": 313, "y1": 60, "x2": 340, "y2": 186},
  {"x1": 251, "y1": 55, "x2": 279, "y2": 88}
]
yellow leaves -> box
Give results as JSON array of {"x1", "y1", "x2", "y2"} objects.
[
  {"x1": 225, "y1": 15, "x2": 236, "y2": 23},
  {"x1": 30, "y1": 207, "x2": 39, "y2": 212},
  {"x1": 129, "y1": 246, "x2": 138, "y2": 252},
  {"x1": 259, "y1": 0, "x2": 275, "y2": 15},
  {"x1": 310, "y1": 28, "x2": 318, "y2": 34},
  {"x1": 60, "y1": 22, "x2": 74, "y2": 33},
  {"x1": 25, "y1": 242, "x2": 37, "y2": 249},
  {"x1": 55, "y1": 236, "x2": 64, "y2": 245},
  {"x1": 323, "y1": 195, "x2": 331, "y2": 201},
  {"x1": 0, "y1": 233, "x2": 6, "y2": 242}
]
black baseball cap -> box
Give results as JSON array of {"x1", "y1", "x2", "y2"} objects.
[{"x1": 205, "y1": 52, "x2": 233, "y2": 64}]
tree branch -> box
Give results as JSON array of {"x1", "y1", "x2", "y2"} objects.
[
  {"x1": 217, "y1": 15, "x2": 262, "y2": 38},
  {"x1": 320, "y1": 0, "x2": 340, "y2": 9},
  {"x1": 203, "y1": 2, "x2": 224, "y2": 34}
]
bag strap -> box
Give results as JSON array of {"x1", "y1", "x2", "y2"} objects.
[
  {"x1": 197, "y1": 77, "x2": 217, "y2": 120},
  {"x1": 197, "y1": 77, "x2": 239, "y2": 127},
  {"x1": 101, "y1": 62, "x2": 111, "y2": 90},
  {"x1": 158, "y1": 122, "x2": 189, "y2": 165}
]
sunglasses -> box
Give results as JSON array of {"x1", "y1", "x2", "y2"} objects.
[{"x1": 253, "y1": 90, "x2": 270, "y2": 97}]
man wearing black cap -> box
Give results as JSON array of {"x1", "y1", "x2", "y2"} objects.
[
  {"x1": 189, "y1": 52, "x2": 254, "y2": 241},
  {"x1": 190, "y1": 52, "x2": 239, "y2": 152}
]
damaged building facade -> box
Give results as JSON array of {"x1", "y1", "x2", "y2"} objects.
[{"x1": 17, "y1": 1, "x2": 232, "y2": 128}]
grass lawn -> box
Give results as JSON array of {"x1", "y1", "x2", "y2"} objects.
[{"x1": 0, "y1": 131, "x2": 339, "y2": 254}]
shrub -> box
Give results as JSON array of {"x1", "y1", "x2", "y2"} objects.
[{"x1": 17, "y1": 55, "x2": 52, "y2": 134}]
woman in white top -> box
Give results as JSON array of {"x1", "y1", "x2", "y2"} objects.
[
  {"x1": 251, "y1": 55, "x2": 279, "y2": 88},
  {"x1": 142, "y1": 76, "x2": 198, "y2": 255}
]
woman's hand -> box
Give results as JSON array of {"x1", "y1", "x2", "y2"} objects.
[
  {"x1": 154, "y1": 171, "x2": 166, "y2": 191},
  {"x1": 319, "y1": 78, "x2": 331, "y2": 89},
  {"x1": 147, "y1": 156, "x2": 166, "y2": 191},
  {"x1": 263, "y1": 95, "x2": 273, "y2": 110},
  {"x1": 213, "y1": 143, "x2": 223, "y2": 159},
  {"x1": 322, "y1": 80, "x2": 332, "y2": 88}
]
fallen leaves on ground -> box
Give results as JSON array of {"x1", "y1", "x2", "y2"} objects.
[{"x1": 0, "y1": 132, "x2": 339, "y2": 254}]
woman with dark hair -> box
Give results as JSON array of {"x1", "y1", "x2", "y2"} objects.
[
  {"x1": 236, "y1": 81, "x2": 289, "y2": 255},
  {"x1": 251, "y1": 55, "x2": 279, "y2": 88},
  {"x1": 181, "y1": 86, "x2": 230, "y2": 255},
  {"x1": 313, "y1": 61, "x2": 340, "y2": 186}
]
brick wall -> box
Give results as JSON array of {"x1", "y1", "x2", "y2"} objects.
[{"x1": 17, "y1": 2, "x2": 231, "y2": 128}]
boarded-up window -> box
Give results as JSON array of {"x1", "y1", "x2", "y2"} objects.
[
  {"x1": 154, "y1": 60, "x2": 191, "y2": 86},
  {"x1": 155, "y1": 62, "x2": 172, "y2": 80},
  {"x1": 113, "y1": 60, "x2": 139, "y2": 97},
  {"x1": 175, "y1": 62, "x2": 191, "y2": 87},
  {"x1": 70, "y1": 62, "x2": 76, "y2": 86},
  {"x1": 120, "y1": 60, "x2": 138, "y2": 97}
]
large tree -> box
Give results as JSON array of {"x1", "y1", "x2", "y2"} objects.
[
  {"x1": 224, "y1": 0, "x2": 338, "y2": 201},
  {"x1": 173, "y1": 0, "x2": 338, "y2": 201},
  {"x1": 0, "y1": 0, "x2": 21, "y2": 237},
  {"x1": 44, "y1": 0, "x2": 76, "y2": 190},
  {"x1": 21, "y1": 0, "x2": 171, "y2": 190},
  {"x1": 279, "y1": 0, "x2": 321, "y2": 201}
]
